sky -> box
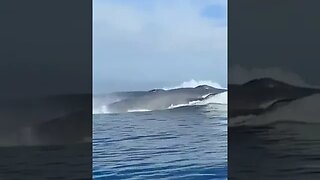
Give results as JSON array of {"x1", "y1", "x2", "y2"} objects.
[{"x1": 93, "y1": 0, "x2": 227, "y2": 93}]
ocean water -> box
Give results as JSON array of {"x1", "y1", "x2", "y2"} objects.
[
  {"x1": 0, "y1": 143, "x2": 92, "y2": 179},
  {"x1": 93, "y1": 104, "x2": 227, "y2": 179}
]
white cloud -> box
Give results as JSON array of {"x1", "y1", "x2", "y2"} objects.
[
  {"x1": 94, "y1": 0, "x2": 226, "y2": 55},
  {"x1": 93, "y1": 0, "x2": 227, "y2": 92}
]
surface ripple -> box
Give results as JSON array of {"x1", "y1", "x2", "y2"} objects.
[{"x1": 93, "y1": 105, "x2": 227, "y2": 179}]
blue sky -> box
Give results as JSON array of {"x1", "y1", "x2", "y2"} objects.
[{"x1": 94, "y1": 0, "x2": 227, "y2": 93}]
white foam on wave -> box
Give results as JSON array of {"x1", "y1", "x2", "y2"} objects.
[
  {"x1": 127, "y1": 109, "x2": 151, "y2": 112},
  {"x1": 163, "y1": 79, "x2": 225, "y2": 90},
  {"x1": 229, "y1": 94, "x2": 320, "y2": 127},
  {"x1": 93, "y1": 105, "x2": 110, "y2": 114},
  {"x1": 195, "y1": 92, "x2": 227, "y2": 105},
  {"x1": 93, "y1": 95, "x2": 121, "y2": 114},
  {"x1": 168, "y1": 92, "x2": 228, "y2": 109},
  {"x1": 168, "y1": 103, "x2": 191, "y2": 109}
]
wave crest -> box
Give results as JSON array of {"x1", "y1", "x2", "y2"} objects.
[
  {"x1": 93, "y1": 105, "x2": 110, "y2": 114},
  {"x1": 93, "y1": 92, "x2": 227, "y2": 114},
  {"x1": 93, "y1": 80, "x2": 227, "y2": 114},
  {"x1": 163, "y1": 79, "x2": 224, "y2": 90},
  {"x1": 160, "y1": 92, "x2": 227, "y2": 110}
]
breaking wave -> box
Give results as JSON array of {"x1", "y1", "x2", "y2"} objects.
[
  {"x1": 93, "y1": 93, "x2": 226, "y2": 114},
  {"x1": 229, "y1": 94, "x2": 320, "y2": 127},
  {"x1": 93, "y1": 105, "x2": 110, "y2": 114},
  {"x1": 167, "y1": 92, "x2": 227, "y2": 109},
  {"x1": 93, "y1": 80, "x2": 226, "y2": 114},
  {"x1": 195, "y1": 91, "x2": 227, "y2": 105},
  {"x1": 163, "y1": 79, "x2": 224, "y2": 90}
]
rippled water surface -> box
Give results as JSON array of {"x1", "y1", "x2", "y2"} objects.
[{"x1": 93, "y1": 104, "x2": 227, "y2": 179}]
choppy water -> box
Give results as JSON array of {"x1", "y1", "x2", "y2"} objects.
[{"x1": 93, "y1": 104, "x2": 227, "y2": 179}]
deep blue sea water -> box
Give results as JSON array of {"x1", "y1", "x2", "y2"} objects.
[{"x1": 93, "y1": 104, "x2": 227, "y2": 179}]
